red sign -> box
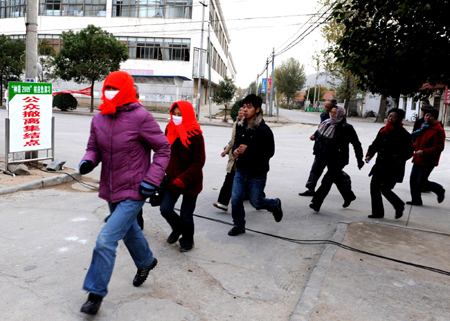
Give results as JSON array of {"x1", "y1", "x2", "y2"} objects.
[
  {"x1": 22, "y1": 96, "x2": 41, "y2": 147},
  {"x1": 52, "y1": 86, "x2": 92, "y2": 97},
  {"x1": 445, "y1": 86, "x2": 450, "y2": 105}
]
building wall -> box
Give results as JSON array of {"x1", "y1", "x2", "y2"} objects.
[{"x1": 1, "y1": 0, "x2": 235, "y2": 107}]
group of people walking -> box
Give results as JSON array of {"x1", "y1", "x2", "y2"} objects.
[
  {"x1": 298, "y1": 99, "x2": 446, "y2": 220},
  {"x1": 77, "y1": 72, "x2": 445, "y2": 315}
]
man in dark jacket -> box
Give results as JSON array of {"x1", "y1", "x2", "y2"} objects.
[
  {"x1": 408, "y1": 109, "x2": 446, "y2": 205},
  {"x1": 228, "y1": 94, "x2": 283, "y2": 236},
  {"x1": 365, "y1": 108, "x2": 414, "y2": 219}
]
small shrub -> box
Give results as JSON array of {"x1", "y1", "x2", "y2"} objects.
[
  {"x1": 53, "y1": 93, "x2": 78, "y2": 111},
  {"x1": 230, "y1": 100, "x2": 242, "y2": 121}
]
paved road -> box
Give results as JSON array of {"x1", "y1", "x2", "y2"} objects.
[{"x1": 1, "y1": 108, "x2": 449, "y2": 320}]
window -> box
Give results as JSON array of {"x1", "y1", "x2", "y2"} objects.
[
  {"x1": 1, "y1": 0, "x2": 27, "y2": 18},
  {"x1": 38, "y1": 0, "x2": 107, "y2": 17},
  {"x1": 39, "y1": 34, "x2": 62, "y2": 53},
  {"x1": 119, "y1": 36, "x2": 190, "y2": 61},
  {"x1": 112, "y1": 0, "x2": 192, "y2": 18}
]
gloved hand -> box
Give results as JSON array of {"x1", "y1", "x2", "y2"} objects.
[
  {"x1": 358, "y1": 160, "x2": 365, "y2": 170},
  {"x1": 139, "y1": 181, "x2": 157, "y2": 198},
  {"x1": 79, "y1": 160, "x2": 94, "y2": 175},
  {"x1": 173, "y1": 178, "x2": 186, "y2": 188}
]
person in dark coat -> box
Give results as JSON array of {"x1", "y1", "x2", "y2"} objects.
[
  {"x1": 160, "y1": 101, "x2": 206, "y2": 252},
  {"x1": 228, "y1": 94, "x2": 283, "y2": 236},
  {"x1": 408, "y1": 108, "x2": 446, "y2": 205},
  {"x1": 79, "y1": 71, "x2": 171, "y2": 315},
  {"x1": 365, "y1": 108, "x2": 414, "y2": 219},
  {"x1": 309, "y1": 105, "x2": 364, "y2": 212}
]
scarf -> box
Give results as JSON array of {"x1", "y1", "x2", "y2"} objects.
[
  {"x1": 166, "y1": 101, "x2": 203, "y2": 147},
  {"x1": 317, "y1": 105, "x2": 346, "y2": 138},
  {"x1": 380, "y1": 119, "x2": 403, "y2": 135},
  {"x1": 411, "y1": 121, "x2": 441, "y2": 136},
  {"x1": 98, "y1": 71, "x2": 138, "y2": 115}
]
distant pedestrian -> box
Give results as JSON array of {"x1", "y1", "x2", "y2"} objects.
[
  {"x1": 365, "y1": 108, "x2": 414, "y2": 219},
  {"x1": 79, "y1": 71, "x2": 171, "y2": 315},
  {"x1": 300, "y1": 98, "x2": 339, "y2": 196},
  {"x1": 213, "y1": 104, "x2": 244, "y2": 211},
  {"x1": 408, "y1": 109, "x2": 446, "y2": 206},
  {"x1": 160, "y1": 101, "x2": 206, "y2": 252},
  {"x1": 309, "y1": 105, "x2": 364, "y2": 212},
  {"x1": 228, "y1": 94, "x2": 283, "y2": 236}
]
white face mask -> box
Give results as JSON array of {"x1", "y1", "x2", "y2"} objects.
[
  {"x1": 104, "y1": 90, "x2": 119, "y2": 100},
  {"x1": 172, "y1": 115, "x2": 183, "y2": 125}
]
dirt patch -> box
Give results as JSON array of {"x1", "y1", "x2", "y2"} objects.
[{"x1": 0, "y1": 158, "x2": 75, "y2": 187}]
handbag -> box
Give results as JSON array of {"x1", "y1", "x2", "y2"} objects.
[{"x1": 149, "y1": 175, "x2": 168, "y2": 207}]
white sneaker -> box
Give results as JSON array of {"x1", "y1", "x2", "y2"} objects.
[{"x1": 213, "y1": 202, "x2": 228, "y2": 211}]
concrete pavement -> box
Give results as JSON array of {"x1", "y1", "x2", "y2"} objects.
[{"x1": 1, "y1": 107, "x2": 450, "y2": 320}]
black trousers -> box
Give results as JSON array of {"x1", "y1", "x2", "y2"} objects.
[
  {"x1": 312, "y1": 163, "x2": 355, "y2": 207},
  {"x1": 370, "y1": 174, "x2": 404, "y2": 217},
  {"x1": 217, "y1": 170, "x2": 236, "y2": 206},
  {"x1": 306, "y1": 156, "x2": 352, "y2": 193}
]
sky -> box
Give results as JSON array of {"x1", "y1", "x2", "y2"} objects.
[{"x1": 219, "y1": 0, "x2": 328, "y2": 89}]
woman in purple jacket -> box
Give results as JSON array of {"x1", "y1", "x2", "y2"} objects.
[{"x1": 78, "y1": 71, "x2": 171, "y2": 315}]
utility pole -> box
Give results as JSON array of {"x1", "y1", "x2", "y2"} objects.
[
  {"x1": 196, "y1": 1, "x2": 207, "y2": 121},
  {"x1": 25, "y1": 0, "x2": 38, "y2": 81},
  {"x1": 255, "y1": 74, "x2": 259, "y2": 95},
  {"x1": 269, "y1": 48, "x2": 275, "y2": 116},
  {"x1": 265, "y1": 58, "x2": 269, "y2": 115},
  {"x1": 207, "y1": 11, "x2": 212, "y2": 121},
  {"x1": 26, "y1": 0, "x2": 38, "y2": 160}
]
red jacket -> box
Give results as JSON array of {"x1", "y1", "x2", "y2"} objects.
[
  {"x1": 412, "y1": 122, "x2": 446, "y2": 166},
  {"x1": 165, "y1": 133, "x2": 206, "y2": 196}
]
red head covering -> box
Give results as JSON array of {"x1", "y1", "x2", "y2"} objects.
[
  {"x1": 166, "y1": 101, "x2": 202, "y2": 147},
  {"x1": 98, "y1": 71, "x2": 138, "y2": 115}
]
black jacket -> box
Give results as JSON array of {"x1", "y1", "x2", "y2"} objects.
[
  {"x1": 233, "y1": 115, "x2": 275, "y2": 176},
  {"x1": 320, "y1": 112, "x2": 330, "y2": 123},
  {"x1": 313, "y1": 120, "x2": 363, "y2": 167},
  {"x1": 367, "y1": 126, "x2": 414, "y2": 183}
]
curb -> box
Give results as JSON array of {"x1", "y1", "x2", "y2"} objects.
[
  {"x1": 0, "y1": 171, "x2": 81, "y2": 195},
  {"x1": 290, "y1": 222, "x2": 349, "y2": 321}
]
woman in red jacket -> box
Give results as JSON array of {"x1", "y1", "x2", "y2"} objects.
[
  {"x1": 408, "y1": 109, "x2": 446, "y2": 205},
  {"x1": 160, "y1": 101, "x2": 206, "y2": 252}
]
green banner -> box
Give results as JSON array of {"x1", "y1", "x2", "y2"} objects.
[{"x1": 8, "y1": 82, "x2": 52, "y2": 102}]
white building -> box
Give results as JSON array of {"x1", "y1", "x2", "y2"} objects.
[{"x1": 1, "y1": 0, "x2": 236, "y2": 109}]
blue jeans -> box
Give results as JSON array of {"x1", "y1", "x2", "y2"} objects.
[
  {"x1": 160, "y1": 191, "x2": 198, "y2": 247},
  {"x1": 83, "y1": 199, "x2": 153, "y2": 297},
  {"x1": 410, "y1": 164, "x2": 444, "y2": 203},
  {"x1": 231, "y1": 170, "x2": 278, "y2": 227}
]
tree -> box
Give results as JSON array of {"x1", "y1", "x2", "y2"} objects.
[
  {"x1": 53, "y1": 25, "x2": 129, "y2": 112},
  {"x1": 307, "y1": 86, "x2": 328, "y2": 104},
  {"x1": 0, "y1": 35, "x2": 25, "y2": 104},
  {"x1": 212, "y1": 76, "x2": 237, "y2": 122},
  {"x1": 236, "y1": 86, "x2": 244, "y2": 100},
  {"x1": 331, "y1": 0, "x2": 450, "y2": 121},
  {"x1": 38, "y1": 40, "x2": 57, "y2": 83},
  {"x1": 274, "y1": 58, "x2": 306, "y2": 109}
]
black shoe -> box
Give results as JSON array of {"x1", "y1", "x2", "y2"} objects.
[
  {"x1": 309, "y1": 202, "x2": 320, "y2": 212},
  {"x1": 299, "y1": 190, "x2": 315, "y2": 196},
  {"x1": 437, "y1": 189, "x2": 445, "y2": 203},
  {"x1": 80, "y1": 293, "x2": 103, "y2": 315},
  {"x1": 343, "y1": 195, "x2": 356, "y2": 208},
  {"x1": 167, "y1": 231, "x2": 181, "y2": 244},
  {"x1": 104, "y1": 214, "x2": 111, "y2": 223},
  {"x1": 395, "y1": 206, "x2": 404, "y2": 219},
  {"x1": 273, "y1": 198, "x2": 283, "y2": 222},
  {"x1": 180, "y1": 243, "x2": 195, "y2": 252},
  {"x1": 133, "y1": 258, "x2": 158, "y2": 287},
  {"x1": 406, "y1": 201, "x2": 423, "y2": 206},
  {"x1": 228, "y1": 226, "x2": 245, "y2": 236},
  {"x1": 368, "y1": 214, "x2": 384, "y2": 219}
]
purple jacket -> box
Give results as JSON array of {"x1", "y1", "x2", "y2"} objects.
[{"x1": 82, "y1": 103, "x2": 171, "y2": 203}]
